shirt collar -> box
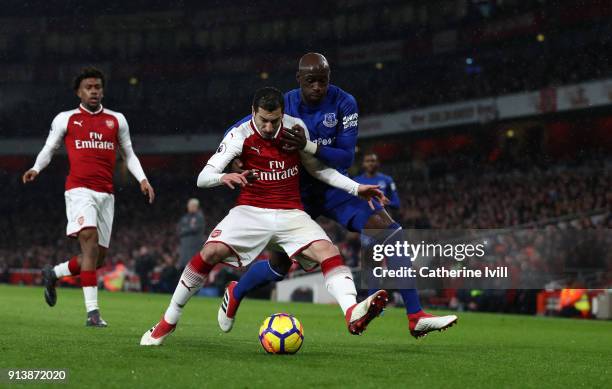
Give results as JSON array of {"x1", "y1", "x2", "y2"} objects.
[{"x1": 79, "y1": 103, "x2": 104, "y2": 115}]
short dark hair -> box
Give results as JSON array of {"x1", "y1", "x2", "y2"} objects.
[
  {"x1": 73, "y1": 67, "x2": 105, "y2": 91},
  {"x1": 252, "y1": 87, "x2": 284, "y2": 113}
]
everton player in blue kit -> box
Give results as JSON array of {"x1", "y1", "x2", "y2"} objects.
[
  {"x1": 354, "y1": 153, "x2": 400, "y2": 210},
  {"x1": 219, "y1": 53, "x2": 457, "y2": 338}
]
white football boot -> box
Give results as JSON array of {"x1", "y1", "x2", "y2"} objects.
[
  {"x1": 218, "y1": 281, "x2": 240, "y2": 333},
  {"x1": 140, "y1": 317, "x2": 176, "y2": 346},
  {"x1": 409, "y1": 312, "x2": 458, "y2": 338},
  {"x1": 345, "y1": 290, "x2": 389, "y2": 335}
]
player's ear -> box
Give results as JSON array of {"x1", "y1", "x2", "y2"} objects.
[{"x1": 296, "y1": 71, "x2": 301, "y2": 84}]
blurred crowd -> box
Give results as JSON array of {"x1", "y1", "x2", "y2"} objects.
[
  {"x1": 2, "y1": 154, "x2": 609, "y2": 298},
  {"x1": 397, "y1": 161, "x2": 611, "y2": 229}
]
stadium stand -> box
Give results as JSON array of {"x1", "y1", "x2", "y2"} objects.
[{"x1": 1, "y1": 0, "x2": 612, "y2": 136}]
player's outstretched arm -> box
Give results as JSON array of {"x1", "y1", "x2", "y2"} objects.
[
  {"x1": 299, "y1": 151, "x2": 387, "y2": 209},
  {"x1": 198, "y1": 165, "x2": 255, "y2": 189},
  {"x1": 357, "y1": 185, "x2": 389, "y2": 210},
  {"x1": 221, "y1": 171, "x2": 252, "y2": 189}
]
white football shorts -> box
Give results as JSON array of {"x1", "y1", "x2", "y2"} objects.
[
  {"x1": 205, "y1": 205, "x2": 331, "y2": 269},
  {"x1": 64, "y1": 187, "x2": 115, "y2": 248}
]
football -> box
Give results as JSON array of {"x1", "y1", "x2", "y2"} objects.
[{"x1": 258, "y1": 313, "x2": 304, "y2": 354}]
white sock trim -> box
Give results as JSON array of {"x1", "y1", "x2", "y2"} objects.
[
  {"x1": 163, "y1": 266, "x2": 208, "y2": 325},
  {"x1": 267, "y1": 261, "x2": 286, "y2": 278},
  {"x1": 54, "y1": 261, "x2": 71, "y2": 278},
  {"x1": 324, "y1": 265, "x2": 357, "y2": 315},
  {"x1": 83, "y1": 286, "x2": 99, "y2": 312},
  {"x1": 164, "y1": 301, "x2": 183, "y2": 325},
  {"x1": 381, "y1": 226, "x2": 403, "y2": 246}
]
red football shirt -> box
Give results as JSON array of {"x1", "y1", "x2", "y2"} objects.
[
  {"x1": 34, "y1": 105, "x2": 142, "y2": 193},
  {"x1": 206, "y1": 117, "x2": 304, "y2": 210}
]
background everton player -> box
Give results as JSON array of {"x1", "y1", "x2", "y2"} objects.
[
  {"x1": 140, "y1": 87, "x2": 388, "y2": 346},
  {"x1": 22, "y1": 67, "x2": 155, "y2": 327},
  {"x1": 354, "y1": 153, "x2": 401, "y2": 211},
  {"x1": 224, "y1": 53, "x2": 457, "y2": 338}
]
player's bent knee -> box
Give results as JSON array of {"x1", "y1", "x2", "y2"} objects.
[
  {"x1": 78, "y1": 227, "x2": 98, "y2": 242},
  {"x1": 201, "y1": 243, "x2": 230, "y2": 265},
  {"x1": 305, "y1": 240, "x2": 340, "y2": 263},
  {"x1": 321, "y1": 242, "x2": 341, "y2": 259}
]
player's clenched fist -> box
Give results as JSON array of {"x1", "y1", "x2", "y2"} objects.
[
  {"x1": 22, "y1": 169, "x2": 38, "y2": 184},
  {"x1": 281, "y1": 124, "x2": 307, "y2": 151},
  {"x1": 356, "y1": 184, "x2": 389, "y2": 210},
  {"x1": 221, "y1": 170, "x2": 258, "y2": 189}
]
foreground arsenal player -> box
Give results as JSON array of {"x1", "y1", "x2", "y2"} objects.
[
  {"x1": 22, "y1": 67, "x2": 155, "y2": 327},
  {"x1": 141, "y1": 87, "x2": 388, "y2": 346}
]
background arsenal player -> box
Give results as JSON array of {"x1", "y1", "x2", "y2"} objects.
[
  {"x1": 141, "y1": 87, "x2": 388, "y2": 346},
  {"x1": 22, "y1": 67, "x2": 154, "y2": 327}
]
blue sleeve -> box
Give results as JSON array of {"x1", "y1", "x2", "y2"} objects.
[
  {"x1": 315, "y1": 95, "x2": 358, "y2": 170},
  {"x1": 223, "y1": 114, "x2": 252, "y2": 137},
  {"x1": 386, "y1": 177, "x2": 401, "y2": 209}
]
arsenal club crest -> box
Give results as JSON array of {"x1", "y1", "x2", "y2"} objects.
[
  {"x1": 211, "y1": 229, "x2": 222, "y2": 238},
  {"x1": 106, "y1": 119, "x2": 115, "y2": 129},
  {"x1": 323, "y1": 113, "x2": 338, "y2": 128}
]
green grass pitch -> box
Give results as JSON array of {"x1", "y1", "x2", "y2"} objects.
[{"x1": 1, "y1": 284, "x2": 611, "y2": 388}]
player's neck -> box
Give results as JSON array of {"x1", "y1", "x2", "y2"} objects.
[
  {"x1": 250, "y1": 118, "x2": 281, "y2": 139},
  {"x1": 365, "y1": 171, "x2": 377, "y2": 178},
  {"x1": 300, "y1": 91, "x2": 324, "y2": 108}
]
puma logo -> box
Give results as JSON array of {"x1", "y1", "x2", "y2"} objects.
[
  {"x1": 180, "y1": 280, "x2": 196, "y2": 292},
  {"x1": 73, "y1": 120, "x2": 83, "y2": 127},
  {"x1": 250, "y1": 146, "x2": 261, "y2": 155}
]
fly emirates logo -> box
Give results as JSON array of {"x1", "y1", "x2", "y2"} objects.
[
  {"x1": 258, "y1": 160, "x2": 299, "y2": 181},
  {"x1": 75, "y1": 132, "x2": 115, "y2": 150}
]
